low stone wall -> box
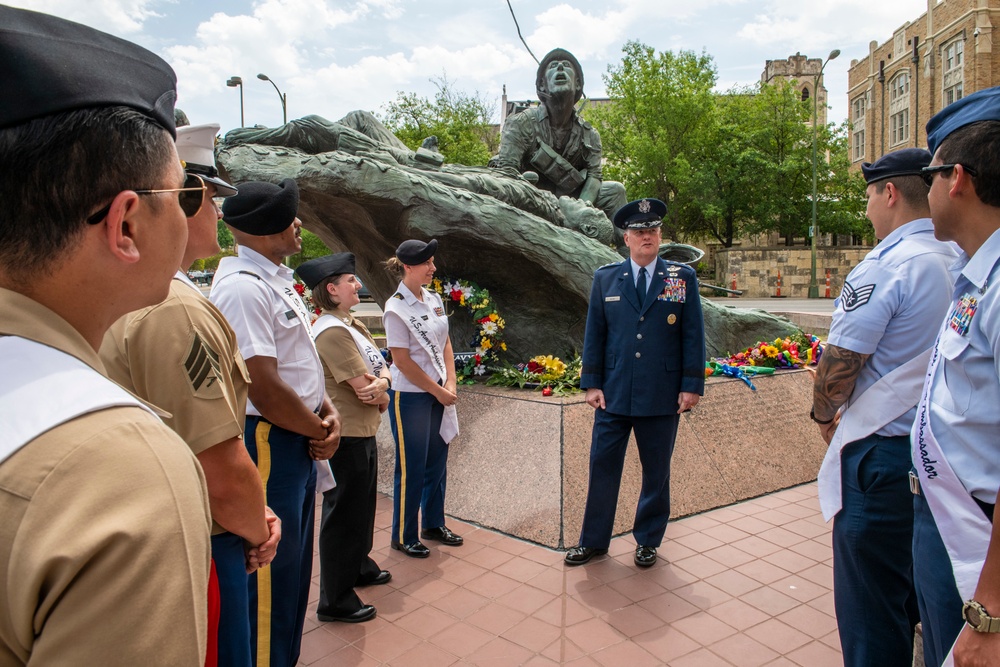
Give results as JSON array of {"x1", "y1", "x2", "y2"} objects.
[
  {"x1": 375, "y1": 369, "x2": 826, "y2": 548},
  {"x1": 715, "y1": 246, "x2": 870, "y2": 299}
]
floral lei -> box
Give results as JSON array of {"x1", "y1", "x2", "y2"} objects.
[{"x1": 430, "y1": 277, "x2": 506, "y2": 378}]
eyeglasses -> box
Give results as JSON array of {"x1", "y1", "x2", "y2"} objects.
[
  {"x1": 86, "y1": 173, "x2": 208, "y2": 225},
  {"x1": 920, "y1": 163, "x2": 979, "y2": 187}
]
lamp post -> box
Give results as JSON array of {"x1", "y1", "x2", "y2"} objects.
[
  {"x1": 257, "y1": 73, "x2": 287, "y2": 124},
  {"x1": 226, "y1": 76, "x2": 244, "y2": 127},
  {"x1": 808, "y1": 49, "x2": 840, "y2": 299}
]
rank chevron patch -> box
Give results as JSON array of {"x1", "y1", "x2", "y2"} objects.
[
  {"x1": 185, "y1": 333, "x2": 221, "y2": 392},
  {"x1": 841, "y1": 281, "x2": 876, "y2": 311}
]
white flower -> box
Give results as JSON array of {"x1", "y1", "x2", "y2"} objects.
[
  {"x1": 474, "y1": 365, "x2": 486, "y2": 375},
  {"x1": 476, "y1": 346, "x2": 487, "y2": 356},
  {"x1": 481, "y1": 321, "x2": 498, "y2": 335}
]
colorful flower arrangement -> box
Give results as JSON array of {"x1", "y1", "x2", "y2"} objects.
[
  {"x1": 714, "y1": 333, "x2": 823, "y2": 370},
  {"x1": 430, "y1": 277, "x2": 507, "y2": 378},
  {"x1": 292, "y1": 282, "x2": 322, "y2": 321},
  {"x1": 487, "y1": 354, "x2": 583, "y2": 396}
]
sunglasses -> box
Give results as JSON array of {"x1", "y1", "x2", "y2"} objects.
[
  {"x1": 86, "y1": 173, "x2": 208, "y2": 225},
  {"x1": 920, "y1": 163, "x2": 979, "y2": 187}
]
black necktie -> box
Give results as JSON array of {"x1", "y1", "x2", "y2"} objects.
[{"x1": 636, "y1": 267, "x2": 647, "y2": 304}]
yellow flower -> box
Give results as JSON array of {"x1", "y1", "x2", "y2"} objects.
[
  {"x1": 489, "y1": 313, "x2": 498, "y2": 321},
  {"x1": 763, "y1": 345, "x2": 779, "y2": 358},
  {"x1": 500, "y1": 342, "x2": 507, "y2": 351},
  {"x1": 481, "y1": 338, "x2": 492, "y2": 350},
  {"x1": 432, "y1": 278, "x2": 442, "y2": 291}
]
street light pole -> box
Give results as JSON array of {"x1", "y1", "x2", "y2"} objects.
[
  {"x1": 808, "y1": 49, "x2": 840, "y2": 299},
  {"x1": 226, "y1": 76, "x2": 244, "y2": 127},
  {"x1": 257, "y1": 73, "x2": 287, "y2": 124}
]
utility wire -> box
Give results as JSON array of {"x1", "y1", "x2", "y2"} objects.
[{"x1": 506, "y1": 0, "x2": 538, "y2": 64}]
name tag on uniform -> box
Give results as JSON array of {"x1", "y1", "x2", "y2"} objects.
[
  {"x1": 605, "y1": 296, "x2": 620, "y2": 302},
  {"x1": 284, "y1": 310, "x2": 297, "y2": 320}
]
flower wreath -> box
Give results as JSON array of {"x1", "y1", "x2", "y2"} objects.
[{"x1": 430, "y1": 277, "x2": 507, "y2": 378}]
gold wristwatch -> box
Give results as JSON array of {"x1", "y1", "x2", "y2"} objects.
[{"x1": 963, "y1": 600, "x2": 1000, "y2": 633}]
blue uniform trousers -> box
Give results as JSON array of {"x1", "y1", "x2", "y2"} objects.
[
  {"x1": 388, "y1": 390, "x2": 448, "y2": 545},
  {"x1": 832, "y1": 434, "x2": 918, "y2": 667},
  {"x1": 579, "y1": 410, "x2": 679, "y2": 549},
  {"x1": 913, "y1": 489, "x2": 965, "y2": 667},
  {"x1": 244, "y1": 416, "x2": 316, "y2": 667},
  {"x1": 211, "y1": 531, "x2": 251, "y2": 667},
  {"x1": 317, "y1": 435, "x2": 381, "y2": 616}
]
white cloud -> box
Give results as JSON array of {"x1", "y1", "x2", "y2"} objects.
[{"x1": 5, "y1": 0, "x2": 160, "y2": 33}]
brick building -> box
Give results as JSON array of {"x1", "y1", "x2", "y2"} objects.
[{"x1": 847, "y1": 0, "x2": 1000, "y2": 166}]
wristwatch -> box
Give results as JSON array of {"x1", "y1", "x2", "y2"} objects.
[
  {"x1": 963, "y1": 600, "x2": 1000, "y2": 632},
  {"x1": 810, "y1": 408, "x2": 834, "y2": 425}
]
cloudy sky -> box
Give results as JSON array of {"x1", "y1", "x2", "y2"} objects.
[{"x1": 10, "y1": 0, "x2": 925, "y2": 134}]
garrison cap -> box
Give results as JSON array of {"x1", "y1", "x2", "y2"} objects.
[
  {"x1": 861, "y1": 148, "x2": 932, "y2": 184},
  {"x1": 536, "y1": 48, "x2": 584, "y2": 102},
  {"x1": 221, "y1": 178, "x2": 298, "y2": 236},
  {"x1": 176, "y1": 124, "x2": 237, "y2": 197},
  {"x1": 295, "y1": 253, "x2": 356, "y2": 290},
  {"x1": 613, "y1": 198, "x2": 666, "y2": 230},
  {"x1": 395, "y1": 239, "x2": 438, "y2": 265},
  {"x1": 0, "y1": 5, "x2": 178, "y2": 137},
  {"x1": 926, "y1": 86, "x2": 1000, "y2": 155}
]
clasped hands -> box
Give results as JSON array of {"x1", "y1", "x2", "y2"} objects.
[{"x1": 244, "y1": 506, "x2": 281, "y2": 574}]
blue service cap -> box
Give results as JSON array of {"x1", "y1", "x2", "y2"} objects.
[
  {"x1": 861, "y1": 148, "x2": 932, "y2": 184},
  {"x1": 613, "y1": 198, "x2": 666, "y2": 230},
  {"x1": 926, "y1": 86, "x2": 1000, "y2": 155}
]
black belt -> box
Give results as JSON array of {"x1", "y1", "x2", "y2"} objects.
[{"x1": 910, "y1": 471, "x2": 994, "y2": 523}]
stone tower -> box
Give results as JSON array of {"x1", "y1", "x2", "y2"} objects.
[{"x1": 761, "y1": 52, "x2": 829, "y2": 126}]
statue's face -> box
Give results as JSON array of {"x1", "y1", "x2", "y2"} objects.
[{"x1": 543, "y1": 59, "x2": 578, "y2": 96}]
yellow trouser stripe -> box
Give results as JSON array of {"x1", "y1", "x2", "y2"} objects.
[
  {"x1": 394, "y1": 397, "x2": 407, "y2": 544},
  {"x1": 254, "y1": 422, "x2": 272, "y2": 667}
]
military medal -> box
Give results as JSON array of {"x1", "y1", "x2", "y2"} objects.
[
  {"x1": 667, "y1": 314, "x2": 677, "y2": 325},
  {"x1": 948, "y1": 293, "x2": 978, "y2": 336}
]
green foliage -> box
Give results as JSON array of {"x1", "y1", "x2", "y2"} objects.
[
  {"x1": 379, "y1": 75, "x2": 498, "y2": 166},
  {"x1": 588, "y1": 42, "x2": 866, "y2": 246},
  {"x1": 217, "y1": 219, "x2": 235, "y2": 250},
  {"x1": 288, "y1": 229, "x2": 330, "y2": 268}
]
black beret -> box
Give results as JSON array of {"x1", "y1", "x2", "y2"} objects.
[
  {"x1": 927, "y1": 86, "x2": 1000, "y2": 155},
  {"x1": 222, "y1": 179, "x2": 299, "y2": 236},
  {"x1": 536, "y1": 48, "x2": 584, "y2": 102},
  {"x1": 613, "y1": 198, "x2": 666, "y2": 230},
  {"x1": 0, "y1": 5, "x2": 177, "y2": 137},
  {"x1": 395, "y1": 239, "x2": 438, "y2": 265},
  {"x1": 295, "y1": 253, "x2": 355, "y2": 290},
  {"x1": 861, "y1": 148, "x2": 932, "y2": 184}
]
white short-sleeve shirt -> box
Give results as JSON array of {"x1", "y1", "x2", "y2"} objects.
[{"x1": 383, "y1": 281, "x2": 450, "y2": 393}]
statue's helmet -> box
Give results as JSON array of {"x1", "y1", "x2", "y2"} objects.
[{"x1": 536, "y1": 48, "x2": 584, "y2": 103}]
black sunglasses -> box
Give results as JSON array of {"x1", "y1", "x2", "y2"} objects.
[
  {"x1": 86, "y1": 173, "x2": 208, "y2": 225},
  {"x1": 920, "y1": 163, "x2": 979, "y2": 187}
]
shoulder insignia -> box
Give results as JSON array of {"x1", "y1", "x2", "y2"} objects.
[
  {"x1": 841, "y1": 281, "x2": 876, "y2": 311},
  {"x1": 185, "y1": 332, "x2": 221, "y2": 392},
  {"x1": 391, "y1": 292, "x2": 404, "y2": 300},
  {"x1": 596, "y1": 262, "x2": 619, "y2": 271},
  {"x1": 237, "y1": 270, "x2": 262, "y2": 280}
]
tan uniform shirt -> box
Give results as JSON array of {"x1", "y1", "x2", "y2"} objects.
[
  {"x1": 0, "y1": 288, "x2": 211, "y2": 666},
  {"x1": 101, "y1": 277, "x2": 250, "y2": 535},
  {"x1": 315, "y1": 311, "x2": 382, "y2": 438}
]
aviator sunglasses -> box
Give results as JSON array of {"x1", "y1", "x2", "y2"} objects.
[{"x1": 86, "y1": 172, "x2": 209, "y2": 224}]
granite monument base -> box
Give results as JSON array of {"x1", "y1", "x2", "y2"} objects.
[{"x1": 375, "y1": 369, "x2": 826, "y2": 549}]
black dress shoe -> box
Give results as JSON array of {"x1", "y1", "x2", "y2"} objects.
[
  {"x1": 356, "y1": 570, "x2": 392, "y2": 586},
  {"x1": 317, "y1": 604, "x2": 377, "y2": 623},
  {"x1": 420, "y1": 526, "x2": 464, "y2": 546},
  {"x1": 634, "y1": 545, "x2": 657, "y2": 567},
  {"x1": 564, "y1": 546, "x2": 608, "y2": 566},
  {"x1": 391, "y1": 541, "x2": 430, "y2": 558}
]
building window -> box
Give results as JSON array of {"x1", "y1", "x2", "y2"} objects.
[
  {"x1": 943, "y1": 38, "x2": 964, "y2": 107},
  {"x1": 889, "y1": 72, "x2": 910, "y2": 146},
  {"x1": 801, "y1": 86, "x2": 810, "y2": 102},
  {"x1": 851, "y1": 95, "x2": 866, "y2": 161}
]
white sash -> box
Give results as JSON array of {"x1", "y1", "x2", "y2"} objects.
[
  {"x1": 384, "y1": 287, "x2": 459, "y2": 443},
  {"x1": 214, "y1": 257, "x2": 316, "y2": 338},
  {"x1": 912, "y1": 334, "x2": 992, "y2": 600},
  {"x1": 0, "y1": 337, "x2": 152, "y2": 464},
  {"x1": 312, "y1": 314, "x2": 386, "y2": 378},
  {"x1": 817, "y1": 348, "x2": 932, "y2": 521}
]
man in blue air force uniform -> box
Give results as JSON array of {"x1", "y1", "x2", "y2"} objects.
[{"x1": 566, "y1": 198, "x2": 706, "y2": 568}]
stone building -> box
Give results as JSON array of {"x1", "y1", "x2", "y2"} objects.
[
  {"x1": 761, "y1": 53, "x2": 830, "y2": 126},
  {"x1": 847, "y1": 0, "x2": 1000, "y2": 166}
]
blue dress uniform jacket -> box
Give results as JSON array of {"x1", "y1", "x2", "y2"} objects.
[{"x1": 581, "y1": 258, "x2": 705, "y2": 415}]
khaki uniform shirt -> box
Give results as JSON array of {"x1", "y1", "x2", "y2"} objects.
[
  {"x1": 101, "y1": 275, "x2": 251, "y2": 535},
  {"x1": 0, "y1": 288, "x2": 211, "y2": 666},
  {"x1": 315, "y1": 310, "x2": 382, "y2": 438}
]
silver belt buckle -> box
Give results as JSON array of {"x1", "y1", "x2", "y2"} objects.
[{"x1": 909, "y1": 470, "x2": 921, "y2": 495}]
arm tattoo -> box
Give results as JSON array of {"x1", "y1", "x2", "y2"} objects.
[{"x1": 812, "y1": 344, "x2": 870, "y2": 422}]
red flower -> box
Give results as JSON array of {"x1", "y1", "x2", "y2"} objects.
[
  {"x1": 526, "y1": 361, "x2": 545, "y2": 374},
  {"x1": 542, "y1": 386, "x2": 553, "y2": 396},
  {"x1": 293, "y1": 283, "x2": 305, "y2": 296},
  {"x1": 450, "y1": 289, "x2": 463, "y2": 301}
]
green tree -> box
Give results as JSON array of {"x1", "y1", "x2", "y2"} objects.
[
  {"x1": 586, "y1": 42, "x2": 718, "y2": 240},
  {"x1": 288, "y1": 229, "x2": 330, "y2": 268},
  {"x1": 217, "y1": 219, "x2": 234, "y2": 250},
  {"x1": 814, "y1": 121, "x2": 870, "y2": 242},
  {"x1": 380, "y1": 75, "x2": 498, "y2": 166}
]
